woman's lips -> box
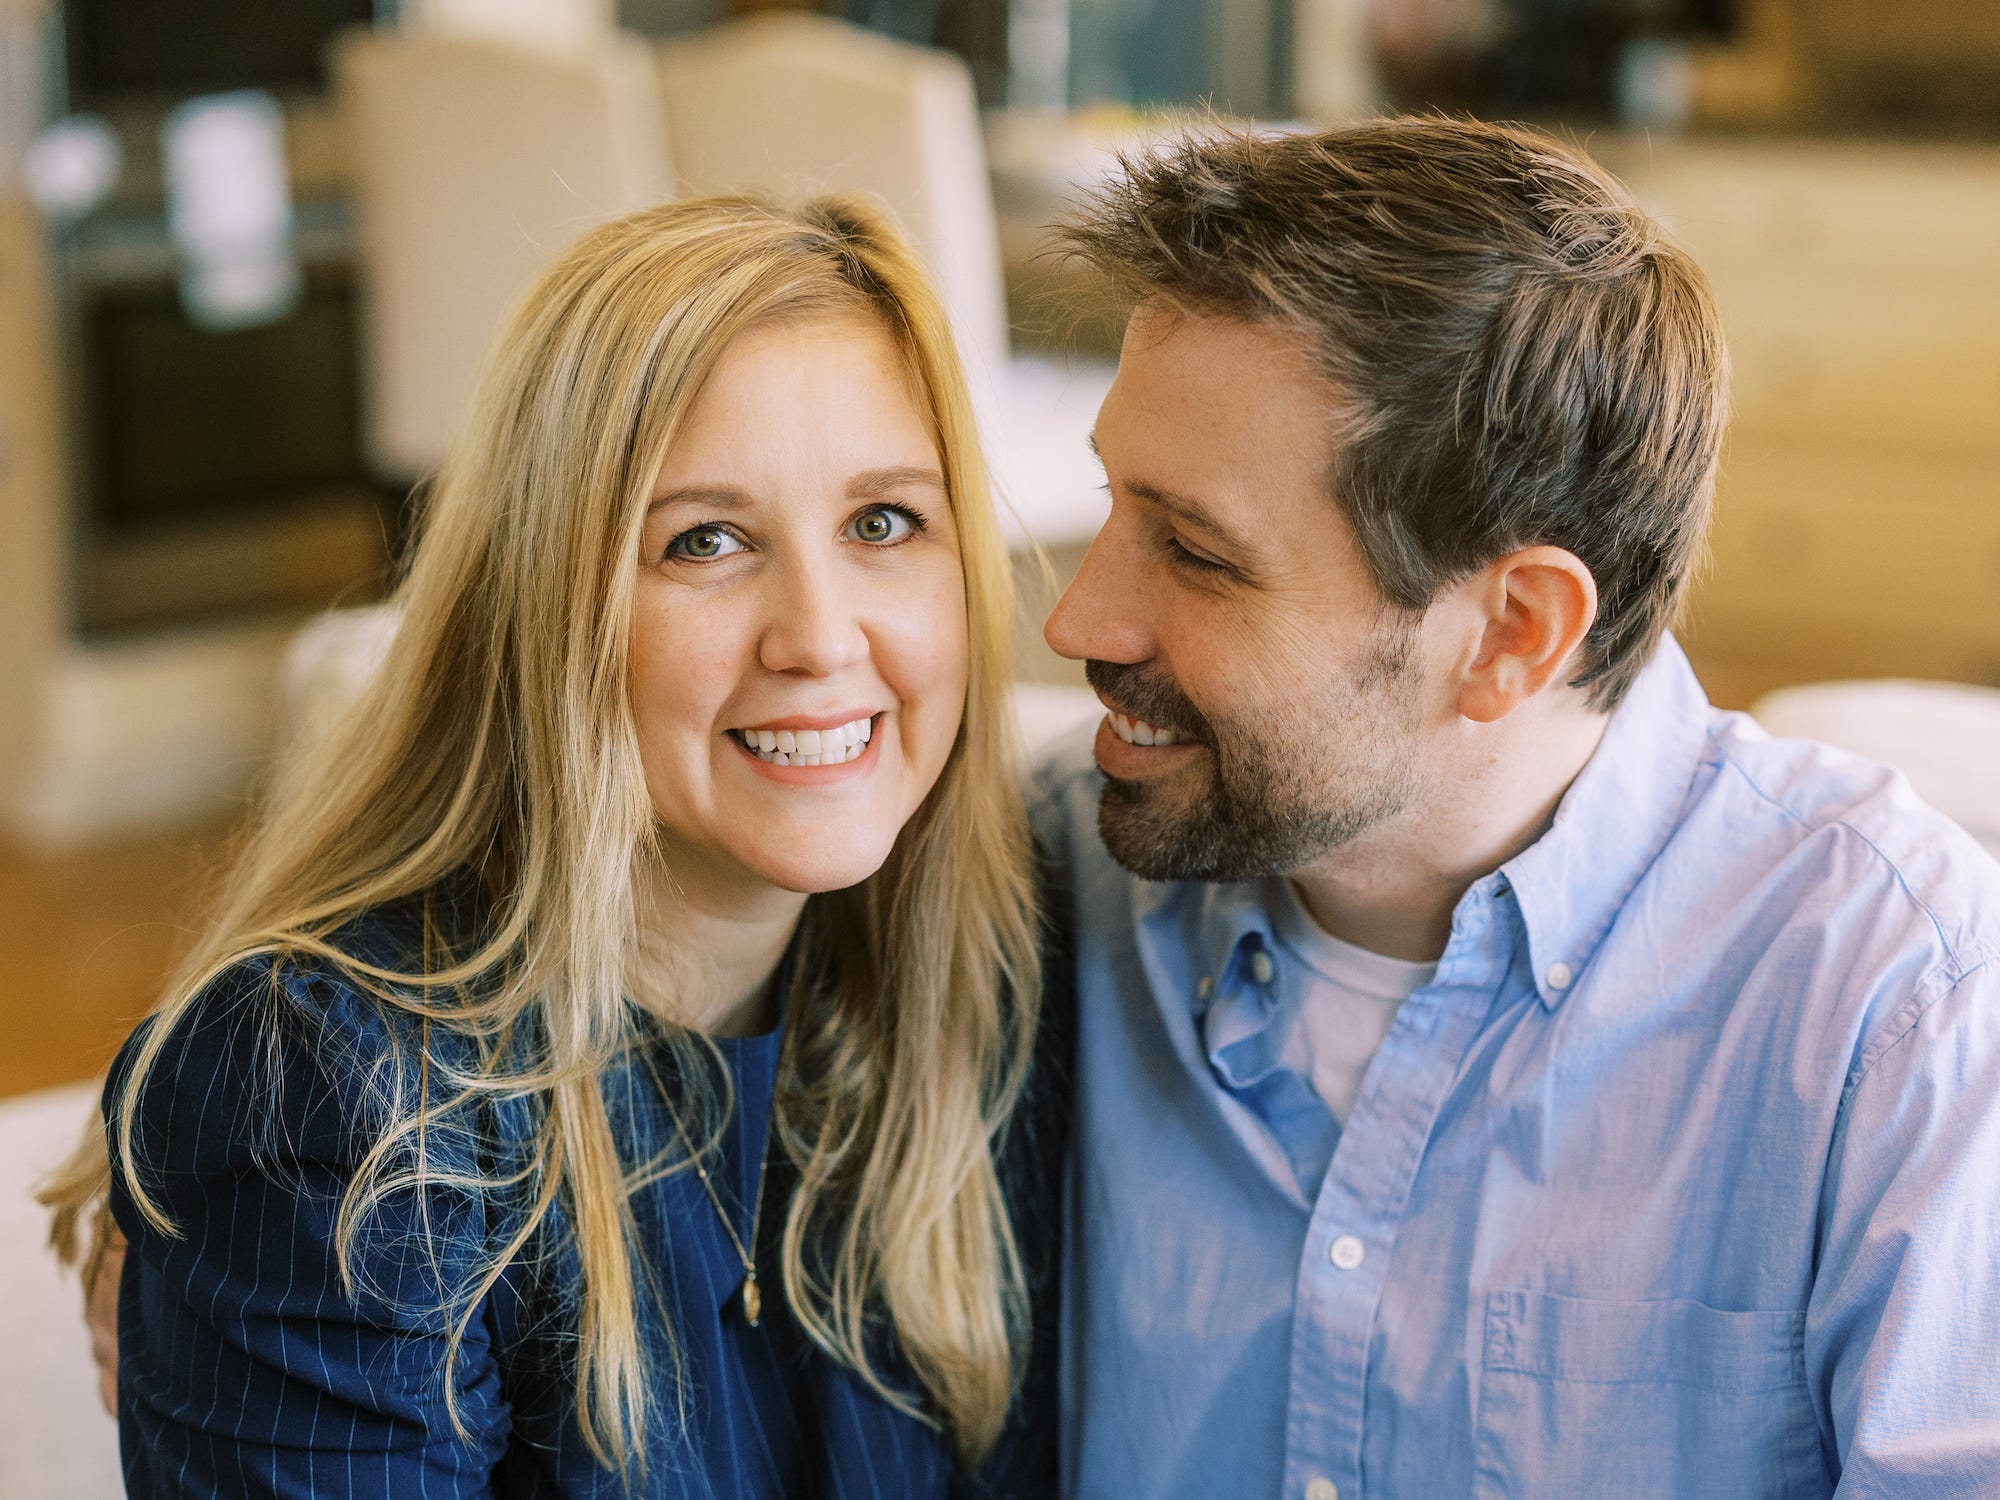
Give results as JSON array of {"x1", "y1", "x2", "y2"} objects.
[
  {"x1": 730, "y1": 713, "x2": 876, "y2": 765},
  {"x1": 730, "y1": 714, "x2": 883, "y2": 780}
]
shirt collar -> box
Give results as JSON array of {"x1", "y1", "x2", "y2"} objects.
[
  {"x1": 1500, "y1": 634, "x2": 1714, "y2": 1010},
  {"x1": 1163, "y1": 880, "x2": 1274, "y2": 1024}
]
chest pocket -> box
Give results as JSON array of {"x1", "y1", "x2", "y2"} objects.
[{"x1": 1473, "y1": 1290, "x2": 1826, "y2": 1500}]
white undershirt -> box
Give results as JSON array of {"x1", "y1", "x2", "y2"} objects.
[{"x1": 1262, "y1": 877, "x2": 1439, "y2": 1128}]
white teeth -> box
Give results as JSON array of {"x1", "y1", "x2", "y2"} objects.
[
  {"x1": 1108, "y1": 711, "x2": 1186, "y2": 747},
  {"x1": 734, "y1": 715, "x2": 877, "y2": 766}
]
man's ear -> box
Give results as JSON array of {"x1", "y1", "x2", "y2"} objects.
[{"x1": 1453, "y1": 546, "x2": 1599, "y2": 724}]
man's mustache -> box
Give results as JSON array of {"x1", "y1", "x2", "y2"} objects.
[{"x1": 1085, "y1": 660, "x2": 1213, "y2": 747}]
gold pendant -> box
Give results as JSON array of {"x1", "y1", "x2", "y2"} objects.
[{"x1": 741, "y1": 1274, "x2": 762, "y2": 1328}]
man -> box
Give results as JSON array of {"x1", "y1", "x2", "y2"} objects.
[{"x1": 1032, "y1": 117, "x2": 2000, "y2": 1498}]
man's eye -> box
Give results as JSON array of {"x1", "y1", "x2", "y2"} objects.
[
  {"x1": 848, "y1": 505, "x2": 924, "y2": 545},
  {"x1": 1164, "y1": 534, "x2": 1230, "y2": 575},
  {"x1": 666, "y1": 525, "x2": 745, "y2": 561}
]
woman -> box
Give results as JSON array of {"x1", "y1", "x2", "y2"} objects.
[{"x1": 43, "y1": 193, "x2": 1057, "y2": 1496}]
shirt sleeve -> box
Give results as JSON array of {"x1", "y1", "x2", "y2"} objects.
[
  {"x1": 107, "y1": 960, "x2": 513, "y2": 1499},
  {"x1": 1807, "y1": 954, "x2": 2000, "y2": 1496}
]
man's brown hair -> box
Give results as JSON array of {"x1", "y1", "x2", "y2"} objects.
[{"x1": 1058, "y1": 116, "x2": 1730, "y2": 709}]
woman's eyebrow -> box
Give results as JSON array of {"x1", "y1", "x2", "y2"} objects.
[
  {"x1": 647, "y1": 484, "x2": 752, "y2": 514},
  {"x1": 647, "y1": 469, "x2": 944, "y2": 514},
  {"x1": 848, "y1": 465, "x2": 946, "y2": 498}
]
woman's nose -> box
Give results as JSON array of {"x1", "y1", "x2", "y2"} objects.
[{"x1": 757, "y1": 557, "x2": 870, "y2": 677}]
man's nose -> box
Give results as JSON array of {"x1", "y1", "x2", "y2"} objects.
[
  {"x1": 1044, "y1": 523, "x2": 1152, "y2": 665},
  {"x1": 758, "y1": 556, "x2": 870, "y2": 677}
]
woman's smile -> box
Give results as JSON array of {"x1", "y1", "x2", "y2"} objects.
[
  {"x1": 727, "y1": 711, "x2": 883, "y2": 779},
  {"x1": 729, "y1": 710, "x2": 878, "y2": 765}
]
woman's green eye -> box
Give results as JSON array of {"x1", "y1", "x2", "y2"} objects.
[
  {"x1": 851, "y1": 506, "x2": 917, "y2": 545},
  {"x1": 667, "y1": 525, "x2": 742, "y2": 561}
]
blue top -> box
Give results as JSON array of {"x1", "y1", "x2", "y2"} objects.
[
  {"x1": 1035, "y1": 636, "x2": 2000, "y2": 1500},
  {"x1": 106, "y1": 894, "x2": 1062, "y2": 1498}
]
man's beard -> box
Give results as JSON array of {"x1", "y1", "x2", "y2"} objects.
[{"x1": 1086, "y1": 620, "x2": 1421, "y2": 884}]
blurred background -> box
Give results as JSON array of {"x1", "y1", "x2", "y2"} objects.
[{"x1": 0, "y1": 1, "x2": 1995, "y2": 1480}]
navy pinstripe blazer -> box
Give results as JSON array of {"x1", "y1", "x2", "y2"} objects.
[{"x1": 105, "y1": 891, "x2": 1066, "y2": 1498}]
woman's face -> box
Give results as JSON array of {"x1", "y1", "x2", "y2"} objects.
[{"x1": 629, "y1": 313, "x2": 968, "y2": 902}]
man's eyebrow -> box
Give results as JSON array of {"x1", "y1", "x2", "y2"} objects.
[
  {"x1": 1125, "y1": 478, "x2": 1252, "y2": 554},
  {"x1": 1089, "y1": 429, "x2": 1254, "y2": 558}
]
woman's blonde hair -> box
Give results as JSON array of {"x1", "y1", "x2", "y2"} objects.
[{"x1": 52, "y1": 195, "x2": 1040, "y2": 1475}]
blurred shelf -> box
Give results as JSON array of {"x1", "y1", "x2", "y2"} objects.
[{"x1": 77, "y1": 485, "x2": 391, "y2": 636}]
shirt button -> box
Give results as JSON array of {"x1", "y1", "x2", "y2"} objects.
[
  {"x1": 1306, "y1": 1479, "x2": 1340, "y2": 1500},
  {"x1": 1196, "y1": 975, "x2": 1213, "y2": 1001},
  {"x1": 1249, "y1": 949, "x2": 1275, "y2": 985},
  {"x1": 1328, "y1": 1234, "x2": 1365, "y2": 1270},
  {"x1": 1547, "y1": 961, "x2": 1574, "y2": 990}
]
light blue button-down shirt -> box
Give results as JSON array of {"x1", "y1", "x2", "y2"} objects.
[{"x1": 1034, "y1": 638, "x2": 2000, "y2": 1500}]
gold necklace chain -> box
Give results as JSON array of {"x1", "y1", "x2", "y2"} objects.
[{"x1": 661, "y1": 1091, "x2": 769, "y2": 1328}]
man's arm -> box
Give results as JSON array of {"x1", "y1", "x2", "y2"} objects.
[{"x1": 1808, "y1": 955, "x2": 2000, "y2": 1495}]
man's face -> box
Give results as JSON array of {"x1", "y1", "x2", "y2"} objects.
[{"x1": 1044, "y1": 305, "x2": 1438, "y2": 884}]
